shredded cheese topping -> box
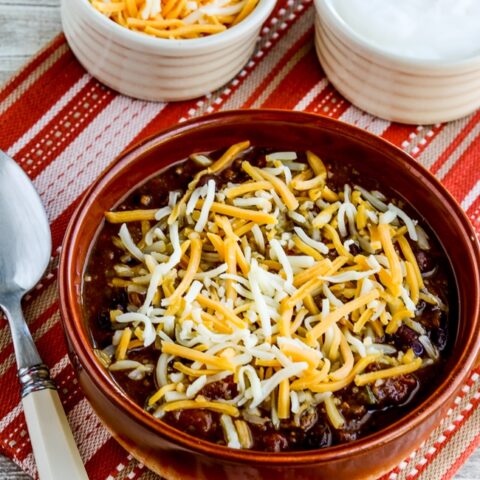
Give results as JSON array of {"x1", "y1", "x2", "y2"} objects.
[
  {"x1": 90, "y1": 0, "x2": 259, "y2": 39},
  {"x1": 97, "y1": 142, "x2": 446, "y2": 450}
]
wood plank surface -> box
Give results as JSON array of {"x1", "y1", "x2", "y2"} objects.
[
  {"x1": 0, "y1": 1, "x2": 478, "y2": 479},
  {"x1": 0, "y1": 0, "x2": 60, "y2": 85}
]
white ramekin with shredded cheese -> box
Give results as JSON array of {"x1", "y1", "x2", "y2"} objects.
[{"x1": 61, "y1": 0, "x2": 275, "y2": 101}]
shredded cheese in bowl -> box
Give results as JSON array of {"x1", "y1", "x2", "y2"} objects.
[
  {"x1": 92, "y1": 141, "x2": 449, "y2": 450},
  {"x1": 90, "y1": 0, "x2": 260, "y2": 39}
]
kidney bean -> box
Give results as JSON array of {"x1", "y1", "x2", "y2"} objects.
[
  {"x1": 393, "y1": 325, "x2": 424, "y2": 356},
  {"x1": 431, "y1": 327, "x2": 448, "y2": 350},
  {"x1": 97, "y1": 311, "x2": 111, "y2": 331},
  {"x1": 415, "y1": 250, "x2": 434, "y2": 273},
  {"x1": 303, "y1": 422, "x2": 332, "y2": 449},
  {"x1": 167, "y1": 409, "x2": 217, "y2": 438}
]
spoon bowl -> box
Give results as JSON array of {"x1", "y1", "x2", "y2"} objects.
[{"x1": 0, "y1": 151, "x2": 51, "y2": 295}]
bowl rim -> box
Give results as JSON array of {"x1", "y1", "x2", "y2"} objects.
[
  {"x1": 59, "y1": 109, "x2": 480, "y2": 465},
  {"x1": 68, "y1": 0, "x2": 276, "y2": 53},
  {"x1": 314, "y1": 0, "x2": 480, "y2": 71}
]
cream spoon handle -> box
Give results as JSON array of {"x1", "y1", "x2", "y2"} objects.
[
  {"x1": 1, "y1": 294, "x2": 88, "y2": 480},
  {"x1": 22, "y1": 384, "x2": 89, "y2": 480}
]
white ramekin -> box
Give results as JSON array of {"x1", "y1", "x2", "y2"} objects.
[
  {"x1": 61, "y1": 0, "x2": 275, "y2": 102},
  {"x1": 314, "y1": 0, "x2": 480, "y2": 124}
]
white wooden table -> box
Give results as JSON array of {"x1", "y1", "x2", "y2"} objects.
[{"x1": 0, "y1": 1, "x2": 479, "y2": 479}]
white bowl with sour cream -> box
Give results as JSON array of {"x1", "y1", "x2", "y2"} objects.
[
  {"x1": 314, "y1": 0, "x2": 480, "y2": 124},
  {"x1": 61, "y1": 0, "x2": 275, "y2": 102}
]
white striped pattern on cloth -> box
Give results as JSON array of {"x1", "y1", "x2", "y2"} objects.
[
  {"x1": 435, "y1": 123, "x2": 480, "y2": 181},
  {"x1": 34, "y1": 97, "x2": 166, "y2": 221},
  {"x1": 7, "y1": 74, "x2": 91, "y2": 158},
  {"x1": 462, "y1": 181, "x2": 480, "y2": 211},
  {"x1": 293, "y1": 78, "x2": 329, "y2": 111},
  {"x1": 417, "y1": 112, "x2": 477, "y2": 169}
]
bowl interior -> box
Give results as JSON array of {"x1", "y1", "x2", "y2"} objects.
[{"x1": 60, "y1": 109, "x2": 480, "y2": 463}]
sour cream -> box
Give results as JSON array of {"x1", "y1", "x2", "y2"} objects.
[{"x1": 329, "y1": 0, "x2": 480, "y2": 61}]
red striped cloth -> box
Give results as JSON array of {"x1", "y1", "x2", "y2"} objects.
[{"x1": 0, "y1": 1, "x2": 479, "y2": 478}]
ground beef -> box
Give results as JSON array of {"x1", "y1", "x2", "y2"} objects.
[
  {"x1": 417, "y1": 305, "x2": 443, "y2": 330},
  {"x1": 371, "y1": 375, "x2": 418, "y2": 407},
  {"x1": 260, "y1": 432, "x2": 289, "y2": 452},
  {"x1": 199, "y1": 376, "x2": 238, "y2": 400},
  {"x1": 333, "y1": 400, "x2": 371, "y2": 444},
  {"x1": 108, "y1": 290, "x2": 128, "y2": 311}
]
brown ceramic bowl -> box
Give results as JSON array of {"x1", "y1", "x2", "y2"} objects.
[{"x1": 59, "y1": 110, "x2": 480, "y2": 480}]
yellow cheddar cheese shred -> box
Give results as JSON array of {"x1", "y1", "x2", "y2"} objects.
[
  {"x1": 397, "y1": 235, "x2": 424, "y2": 289},
  {"x1": 199, "y1": 312, "x2": 233, "y2": 334},
  {"x1": 209, "y1": 141, "x2": 250, "y2": 174},
  {"x1": 292, "y1": 235, "x2": 324, "y2": 261},
  {"x1": 308, "y1": 354, "x2": 381, "y2": 393},
  {"x1": 293, "y1": 259, "x2": 332, "y2": 287},
  {"x1": 328, "y1": 331, "x2": 354, "y2": 381},
  {"x1": 378, "y1": 224, "x2": 402, "y2": 285},
  {"x1": 173, "y1": 362, "x2": 222, "y2": 377},
  {"x1": 115, "y1": 328, "x2": 132, "y2": 361},
  {"x1": 197, "y1": 199, "x2": 277, "y2": 224},
  {"x1": 405, "y1": 261, "x2": 420, "y2": 304},
  {"x1": 148, "y1": 384, "x2": 177, "y2": 406},
  {"x1": 196, "y1": 294, "x2": 246, "y2": 329},
  {"x1": 354, "y1": 357, "x2": 423, "y2": 386},
  {"x1": 105, "y1": 209, "x2": 158, "y2": 223},
  {"x1": 323, "y1": 224, "x2": 351, "y2": 257},
  {"x1": 224, "y1": 237, "x2": 238, "y2": 302},
  {"x1": 313, "y1": 203, "x2": 340, "y2": 229},
  {"x1": 306, "y1": 151, "x2": 327, "y2": 177},
  {"x1": 168, "y1": 236, "x2": 202, "y2": 308},
  {"x1": 290, "y1": 359, "x2": 331, "y2": 390},
  {"x1": 277, "y1": 379, "x2": 290, "y2": 420},
  {"x1": 324, "y1": 395, "x2": 345, "y2": 429},
  {"x1": 243, "y1": 161, "x2": 299, "y2": 211},
  {"x1": 162, "y1": 342, "x2": 235, "y2": 372},
  {"x1": 308, "y1": 289, "x2": 380, "y2": 341},
  {"x1": 162, "y1": 400, "x2": 240, "y2": 417},
  {"x1": 284, "y1": 256, "x2": 348, "y2": 309},
  {"x1": 225, "y1": 181, "x2": 273, "y2": 199}
]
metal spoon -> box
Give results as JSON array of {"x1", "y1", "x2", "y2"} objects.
[{"x1": 0, "y1": 150, "x2": 88, "y2": 479}]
